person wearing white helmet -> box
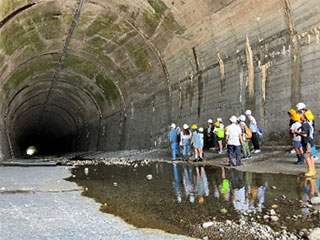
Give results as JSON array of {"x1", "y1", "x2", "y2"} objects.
[
  {"x1": 238, "y1": 115, "x2": 252, "y2": 160},
  {"x1": 217, "y1": 118, "x2": 224, "y2": 129},
  {"x1": 226, "y1": 116, "x2": 244, "y2": 167},
  {"x1": 245, "y1": 110, "x2": 261, "y2": 153},
  {"x1": 296, "y1": 102, "x2": 307, "y2": 113},
  {"x1": 168, "y1": 123, "x2": 180, "y2": 161},
  {"x1": 205, "y1": 119, "x2": 215, "y2": 151},
  {"x1": 198, "y1": 127, "x2": 204, "y2": 158},
  {"x1": 180, "y1": 124, "x2": 192, "y2": 161}
]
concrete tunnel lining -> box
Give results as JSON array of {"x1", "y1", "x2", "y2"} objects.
[{"x1": 1, "y1": 0, "x2": 320, "y2": 159}]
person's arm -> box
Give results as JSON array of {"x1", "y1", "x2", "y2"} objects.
[
  {"x1": 239, "y1": 133, "x2": 244, "y2": 145},
  {"x1": 225, "y1": 134, "x2": 229, "y2": 147}
]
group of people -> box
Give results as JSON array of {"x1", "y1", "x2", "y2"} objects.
[
  {"x1": 168, "y1": 110, "x2": 262, "y2": 165},
  {"x1": 288, "y1": 102, "x2": 317, "y2": 176}
]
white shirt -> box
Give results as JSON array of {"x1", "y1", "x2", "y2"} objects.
[
  {"x1": 248, "y1": 116, "x2": 258, "y2": 133},
  {"x1": 290, "y1": 122, "x2": 302, "y2": 142},
  {"x1": 226, "y1": 123, "x2": 242, "y2": 146}
]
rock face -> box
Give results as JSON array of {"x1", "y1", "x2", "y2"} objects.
[{"x1": 1, "y1": 0, "x2": 320, "y2": 158}]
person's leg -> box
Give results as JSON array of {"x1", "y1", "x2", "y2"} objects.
[
  {"x1": 199, "y1": 148, "x2": 203, "y2": 160},
  {"x1": 183, "y1": 140, "x2": 187, "y2": 157},
  {"x1": 218, "y1": 140, "x2": 223, "y2": 152},
  {"x1": 171, "y1": 142, "x2": 177, "y2": 160},
  {"x1": 194, "y1": 148, "x2": 198, "y2": 160},
  {"x1": 235, "y1": 145, "x2": 242, "y2": 166},
  {"x1": 243, "y1": 141, "x2": 250, "y2": 157},
  {"x1": 305, "y1": 147, "x2": 316, "y2": 176},
  {"x1": 176, "y1": 143, "x2": 181, "y2": 157},
  {"x1": 251, "y1": 133, "x2": 260, "y2": 150},
  {"x1": 227, "y1": 145, "x2": 234, "y2": 166}
]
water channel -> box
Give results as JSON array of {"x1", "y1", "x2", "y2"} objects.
[{"x1": 68, "y1": 162, "x2": 320, "y2": 238}]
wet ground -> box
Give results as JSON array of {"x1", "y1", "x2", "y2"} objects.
[{"x1": 68, "y1": 162, "x2": 320, "y2": 239}]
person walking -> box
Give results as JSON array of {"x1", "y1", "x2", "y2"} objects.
[
  {"x1": 226, "y1": 116, "x2": 244, "y2": 167},
  {"x1": 180, "y1": 124, "x2": 192, "y2": 161},
  {"x1": 245, "y1": 110, "x2": 261, "y2": 153},
  {"x1": 168, "y1": 123, "x2": 179, "y2": 161}
]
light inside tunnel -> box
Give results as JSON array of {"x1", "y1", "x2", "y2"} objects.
[{"x1": 26, "y1": 146, "x2": 37, "y2": 156}]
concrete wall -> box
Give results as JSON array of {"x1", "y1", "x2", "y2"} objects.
[{"x1": 107, "y1": 0, "x2": 320, "y2": 150}]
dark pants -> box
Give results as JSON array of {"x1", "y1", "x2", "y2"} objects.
[
  {"x1": 227, "y1": 145, "x2": 241, "y2": 166},
  {"x1": 251, "y1": 132, "x2": 260, "y2": 150}
]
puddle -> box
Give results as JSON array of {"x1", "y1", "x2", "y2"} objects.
[{"x1": 68, "y1": 162, "x2": 320, "y2": 238}]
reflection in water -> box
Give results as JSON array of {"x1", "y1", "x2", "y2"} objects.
[{"x1": 69, "y1": 162, "x2": 320, "y2": 236}]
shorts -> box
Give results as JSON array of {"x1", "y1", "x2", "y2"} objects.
[
  {"x1": 217, "y1": 137, "x2": 224, "y2": 141},
  {"x1": 293, "y1": 141, "x2": 302, "y2": 148}
]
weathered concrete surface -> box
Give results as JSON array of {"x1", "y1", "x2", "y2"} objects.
[
  {"x1": 0, "y1": 0, "x2": 320, "y2": 158},
  {"x1": 0, "y1": 166, "x2": 194, "y2": 240}
]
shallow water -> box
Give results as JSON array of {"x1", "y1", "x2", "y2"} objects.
[{"x1": 68, "y1": 162, "x2": 320, "y2": 237}]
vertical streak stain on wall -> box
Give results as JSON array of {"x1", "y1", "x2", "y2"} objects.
[
  {"x1": 192, "y1": 47, "x2": 203, "y2": 119},
  {"x1": 245, "y1": 36, "x2": 254, "y2": 99},
  {"x1": 261, "y1": 64, "x2": 269, "y2": 102},
  {"x1": 281, "y1": 0, "x2": 301, "y2": 105},
  {"x1": 217, "y1": 52, "x2": 225, "y2": 93}
]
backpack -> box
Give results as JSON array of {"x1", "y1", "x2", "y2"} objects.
[{"x1": 244, "y1": 126, "x2": 252, "y2": 139}]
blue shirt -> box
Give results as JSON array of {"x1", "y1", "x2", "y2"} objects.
[{"x1": 168, "y1": 129, "x2": 178, "y2": 143}]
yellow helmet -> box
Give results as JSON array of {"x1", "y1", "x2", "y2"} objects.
[
  {"x1": 291, "y1": 113, "x2": 300, "y2": 122},
  {"x1": 304, "y1": 112, "x2": 314, "y2": 121},
  {"x1": 288, "y1": 109, "x2": 296, "y2": 115},
  {"x1": 224, "y1": 126, "x2": 228, "y2": 132},
  {"x1": 199, "y1": 197, "x2": 204, "y2": 204},
  {"x1": 191, "y1": 124, "x2": 198, "y2": 129},
  {"x1": 215, "y1": 121, "x2": 220, "y2": 127}
]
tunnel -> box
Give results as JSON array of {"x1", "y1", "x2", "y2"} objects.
[{"x1": 0, "y1": 0, "x2": 320, "y2": 159}]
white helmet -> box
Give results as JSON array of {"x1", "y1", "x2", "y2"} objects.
[
  {"x1": 296, "y1": 102, "x2": 306, "y2": 111},
  {"x1": 217, "y1": 118, "x2": 222, "y2": 122},
  {"x1": 198, "y1": 127, "x2": 204, "y2": 133},
  {"x1": 183, "y1": 124, "x2": 189, "y2": 130},
  {"x1": 229, "y1": 116, "x2": 238, "y2": 123},
  {"x1": 170, "y1": 123, "x2": 176, "y2": 129},
  {"x1": 239, "y1": 115, "x2": 246, "y2": 122},
  {"x1": 245, "y1": 110, "x2": 252, "y2": 115},
  {"x1": 207, "y1": 119, "x2": 213, "y2": 123}
]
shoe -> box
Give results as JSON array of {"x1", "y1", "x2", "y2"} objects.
[
  {"x1": 254, "y1": 149, "x2": 261, "y2": 153},
  {"x1": 193, "y1": 159, "x2": 198, "y2": 163},
  {"x1": 314, "y1": 156, "x2": 319, "y2": 161},
  {"x1": 209, "y1": 147, "x2": 215, "y2": 151},
  {"x1": 290, "y1": 149, "x2": 296, "y2": 154},
  {"x1": 198, "y1": 157, "x2": 203, "y2": 162},
  {"x1": 305, "y1": 167, "x2": 316, "y2": 177},
  {"x1": 218, "y1": 151, "x2": 223, "y2": 154},
  {"x1": 247, "y1": 155, "x2": 252, "y2": 159},
  {"x1": 294, "y1": 161, "x2": 303, "y2": 165}
]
